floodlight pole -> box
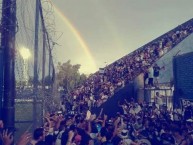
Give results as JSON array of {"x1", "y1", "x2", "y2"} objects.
[
  {"x1": 1, "y1": 0, "x2": 17, "y2": 129},
  {"x1": 33, "y1": 0, "x2": 40, "y2": 129}
]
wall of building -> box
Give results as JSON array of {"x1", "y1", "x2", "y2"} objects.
[{"x1": 173, "y1": 52, "x2": 193, "y2": 107}]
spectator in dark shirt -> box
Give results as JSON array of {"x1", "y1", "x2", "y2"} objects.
[{"x1": 153, "y1": 63, "x2": 164, "y2": 88}]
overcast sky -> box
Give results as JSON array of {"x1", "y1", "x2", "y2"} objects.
[{"x1": 51, "y1": 0, "x2": 193, "y2": 74}]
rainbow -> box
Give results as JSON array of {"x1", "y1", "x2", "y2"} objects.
[{"x1": 47, "y1": 1, "x2": 98, "y2": 73}]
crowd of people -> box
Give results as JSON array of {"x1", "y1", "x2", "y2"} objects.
[
  {"x1": 2, "y1": 19, "x2": 193, "y2": 145},
  {"x1": 64, "y1": 18, "x2": 193, "y2": 110},
  {"x1": 1, "y1": 99, "x2": 193, "y2": 145}
]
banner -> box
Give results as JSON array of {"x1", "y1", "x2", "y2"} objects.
[
  {"x1": 99, "y1": 68, "x2": 104, "y2": 74},
  {"x1": 180, "y1": 98, "x2": 193, "y2": 110}
]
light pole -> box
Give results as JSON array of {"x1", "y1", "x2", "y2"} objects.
[
  {"x1": 1, "y1": 0, "x2": 17, "y2": 129},
  {"x1": 19, "y1": 47, "x2": 31, "y2": 85}
]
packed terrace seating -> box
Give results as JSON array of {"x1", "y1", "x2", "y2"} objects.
[{"x1": 66, "y1": 18, "x2": 193, "y2": 109}]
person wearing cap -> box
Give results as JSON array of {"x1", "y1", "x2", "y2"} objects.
[
  {"x1": 118, "y1": 129, "x2": 139, "y2": 145},
  {"x1": 160, "y1": 127, "x2": 175, "y2": 145}
]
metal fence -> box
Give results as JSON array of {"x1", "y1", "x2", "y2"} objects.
[
  {"x1": 15, "y1": 98, "x2": 43, "y2": 140},
  {"x1": 144, "y1": 87, "x2": 173, "y2": 109}
]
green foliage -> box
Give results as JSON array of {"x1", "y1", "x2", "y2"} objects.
[
  {"x1": 57, "y1": 60, "x2": 87, "y2": 94},
  {"x1": 44, "y1": 75, "x2": 53, "y2": 86}
]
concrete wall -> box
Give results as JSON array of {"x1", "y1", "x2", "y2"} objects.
[
  {"x1": 134, "y1": 74, "x2": 144, "y2": 103},
  {"x1": 173, "y1": 52, "x2": 193, "y2": 107}
]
